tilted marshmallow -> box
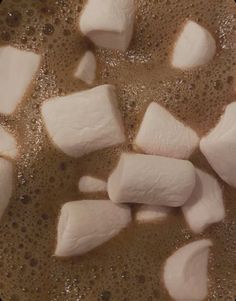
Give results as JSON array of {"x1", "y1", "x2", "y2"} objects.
[
  {"x1": 0, "y1": 126, "x2": 18, "y2": 159},
  {"x1": 182, "y1": 168, "x2": 225, "y2": 233},
  {"x1": 74, "y1": 51, "x2": 97, "y2": 85},
  {"x1": 172, "y1": 20, "x2": 216, "y2": 69},
  {"x1": 135, "y1": 205, "x2": 171, "y2": 223},
  {"x1": 41, "y1": 85, "x2": 125, "y2": 158},
  {"x1": 78, "y1": 176, "x2": 107, "y2": 193},
  {"x1": 134, "y1": 102, "x2": 199, "y2": 159},
  {"x1": 163, "y1": 239, "x2": 213, "y2": 301},
  {"x1": 108, "y1": 153, "x2": 196, "y2": 207},
  {"x1": 79, "y1": 0, "x2": 135, "y2": 51},
  {"x1": 55, "y1": 200, "x2": 131, "y2": 257},
  {"x1": 0, "y1": 158, "x2": 13, "y2": 220},
  {"x1": 0, "y1": 45, "x2": 41, "y2": 115},
  {"x1": 200, "y1": 102, "x2": 236, "y2": 187}
]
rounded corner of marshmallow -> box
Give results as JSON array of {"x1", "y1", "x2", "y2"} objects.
[
  {"x1": 79, "y1": 0, "x2": 135, "y2": 51},
  {"x1": 41, "y1": 85, "x2": 126, "y2": 158},
  {"x1": 55, "y1": 200, "x2": 131, "y2": 257},
  {"x1": 0, "y1": 45, "x2": 41, "y2": 115},
  {"x1": 78, "y1": 176, "x2": 107, "y2": 193},
  {"x1": 163, "y1": 239, "x2": 213, "y2": 301},
  {"x1": 171, "y1": 20, "x2": 216, "y2": 70},
  {"x1": 134, "y1": 101, "x2": 200, "y2": 159},
  {"x1": 74, "y1": 51, "x2": 97, "y2": 85}
]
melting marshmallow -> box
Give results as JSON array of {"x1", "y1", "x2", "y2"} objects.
[
  {"x1": 0, "y1": 126, "x2": 18, "y2": 159},
  {"x1": 55, "y1": 200, "x2": 131, "y2": 257},
  {"x1": 200, "y1": 102, "x2": 236, "y2": 187},
  {"x1": 0, "y1": 45, "x2": 41, "y2": 115},
  {"x1": 182, "y1": 169, "x2": 225, "y2": 233},
  {"x1": 134, "y1": 102, "x2": 199, "y2": 159},
  {"x1": 172, "y1": 20, "x2": 216, "y2": 69},
  {"x1": 79, "y1": 0, "x2": 135, "y2": 51},
  {"x1": 0, "y1": 158, "x2": 13, "y2": 220},
  {"x1": 41, "y1": 85, "x2": 125, "y2": 158},
  {"x1": 136, "y1": 205, "x2": 171, "y2": 223},
  {"x1": 108, "y1": 153, "x2": 196, "y2": 207},
  {"x1": 74, "y1": 51, "x2": 97, "y2": 85},
  {"x1": 164, "y1": 239, "x2": 213, "y2": 301},
  {"x1": 78, "y1": 176, "x2": 107, "y2": 193}
]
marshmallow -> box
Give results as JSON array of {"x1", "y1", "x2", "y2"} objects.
[
  {"x1": 182, "y1": 169, "x2": 225, "y2": 233},
  {"x1": 134, "y1": 102, "x2": 199, "y2": 159},
  {"x1": 55, "y1": 200, "x2": 131, "y2": 257},
  {"x1": 79, "y1": 0, "x2": 135, "y2": 51},
  {"x1": 74, "y1": 51, "x2": 97, "y2": 85},
  {"x1": 0, "y1": 46, "x2": 41, "y2": 115},
  {"x1": 41, "y1": 85, "x2": 125, "y2": 158},
  {"x1": 108, "y1": 153, "x2": 196, "y2": 207},
  {"x1": 0, "y1": 126, "x2": 18, "y2": 159},
  {"x1": 200, "y1": 102, "x2": 236, "y2": 187},
  {"x1": 172, "y1": 20, "x2": 216, "y2": 69},
  {"x1": 135, "y1": 205, "x2": 170, "y2": 223},
  {"x1": 0, "y1": 158, "x2": 13, "y2": 220},
  {"x1": 78, "y1": 176, "x2": 107, "y2": 193},
  {"x1": 164, "y1": 239, "x2": 213, "y2": 301}
]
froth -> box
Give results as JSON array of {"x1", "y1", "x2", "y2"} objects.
[{"x1": 0, "y1": 0, "x2": 235, "y2": 300}]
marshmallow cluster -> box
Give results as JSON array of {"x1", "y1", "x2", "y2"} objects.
[
  {"x1": 0, "y1": 45, "x2": 40, "y2": 220},
  {"x1": 52, "y1": 11, "x2": 224, "y2": 301}
]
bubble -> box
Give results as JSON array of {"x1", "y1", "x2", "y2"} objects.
[
  {"x1": 1, "y1": 30, "x2": 11, "y2": 41},
  {"x1": 42, "y1": 23, "x2": 55, "y2": 35},
  {"x1": 6, "y1": 10, "x2": 22, "y2": 27}
]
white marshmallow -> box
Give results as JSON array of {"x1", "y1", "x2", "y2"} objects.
[
  {"x1": 41, "y1": 85, "x2": 125, "y2": 158},
  {"x1": 200, "y1": 102, "x2": 236, "y2": 187},
  {"x1": 134, "y1": 102, "x2": 199, "y2": 159},
  {"x1": 74, "y1": 51, "x2": 97, "y2": 85},
  {"x1": 172, "y1": 20, "x2": 216, "y2": 69},
  {"x1": 0, "y1": 158, "x2": 13, "y2": 220},
  {"x1": 0, "y1": 127, "x2": 18, "y2": 159},
  {"x1": 136, "y1": 205, "x2": 170, "y2": 223},
  {"x1": 78, "y1": 176, "x2": 107, "y2": 193},
  {"x1": 164, "y1": 239, "x2": 213, "y2": 301},
  {"x1": 55, "y1": 200, "x2": 131, "y2": 257},
  {"x1": 108, "y1": 153, "x2": 196, "y2": 207},
  {"x1": 79, "y1": 0, "x2": 135, "y2": 51},
  {"x1": 182, "y1": 169, "x2": 225, "y2": 234},
  {"x1": 0, "y1": 46, "x2": 41, "y2": 115}
]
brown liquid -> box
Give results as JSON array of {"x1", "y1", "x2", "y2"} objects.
[{"x1": 0, "y1": 0, "x2": 235, "y2": 300}]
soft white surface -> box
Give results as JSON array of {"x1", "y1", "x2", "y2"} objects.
[
  {"x1": 108, "y1": 153, "x2": 196, "y2": 207},
  {"x1": 79, "y1": 0, "x2": 135, "y2": 51},
  {"x1": 164, "y1": 239, "x2": 213, "y2": 301},
  {"x1": 0, "y1": 45, "x2": 41, "y2": 115},
  {"x1": 182, "y1": 168, "x2": 225, "y2": 233},
  {"x1": 0, "y1": 126, "x2": 18, "y2": 159},
  {"x1": 41, "y1": 85, "x2": 126, "y2": 158},
  {"x1": 172, "y1": 20, "x2": 216, "y2": 69},
  {"x1": 55, "y1": 200, "x2": 131, "y2": 257},
  {"x1": 0, "y1": 158, "x2": 13, "y2": 220},
  {"x1": 78, "y1": 176, "x2": 107, "y2": 193},
  {"x1": 74, "y1": 51, "x2": 97, "y2": 84},
  {"x1": 136, "y1": 205, "x2": 170, "y2": 223},
  {"x1": 200, "y1": 102, "x2": 236, "y2": 187},
  {"x1": 134, "y1": 102, "x2": 199, "y2": 159}
]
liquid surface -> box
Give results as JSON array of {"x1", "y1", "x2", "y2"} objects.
[{"x1": 0, "y1": 0, "x2": 235, "y2": 300}]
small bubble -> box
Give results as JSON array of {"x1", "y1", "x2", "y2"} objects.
[
  {"x1": 29, "y1": 258, "x2": 38, "y2": 267},
  {"x1": 1, "y1": 30, "x2": 11, "y2": 41},
  {"x1": 6, "y1": 10, "x2": 22, "y2": 27},
  {"x1": 19, "y1": 194, "x2": 31, "y2": 205},
  {"x1": 99, "y1": 291, "x2": 111, "y2": 301},
  {"x1": 42, "y1": 23, "x2": 54, "y2": 35},
  {"x1": 25, "y1": 26, "x2": 35, "y2": 36}
]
